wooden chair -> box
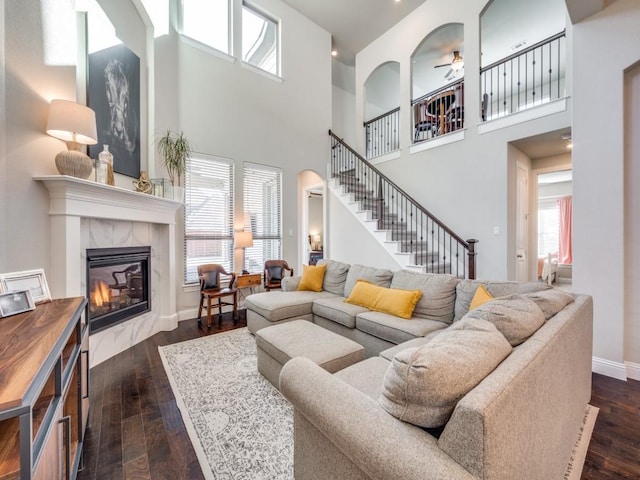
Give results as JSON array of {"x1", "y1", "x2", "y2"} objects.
[
  {"x1": 197, "y1": 264, "x2": 238, "y2": 329},
  {"x1": 263, "y1": 260, "x2": 294, "y2": 291}
]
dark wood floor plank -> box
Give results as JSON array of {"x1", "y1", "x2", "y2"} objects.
[{"x1": 79, "y1": 317, "x2": 639, "y2": 480}]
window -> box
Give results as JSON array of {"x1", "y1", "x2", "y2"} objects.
[
  {"x1": 184, "y1": 155, "x2": 234, "y2": 284},
  {"x1": 538, "y1": 198, "x2": 559, "y2": 257},
  {"x1": 242, "y1": 2, "x2": 279, "y2": 75},
  {"x1": 243, "y1": 163, "x2": 282, "y2": 272},
  {"x1": 181, "y1": 0, "x2": 230, "y2": 54}
]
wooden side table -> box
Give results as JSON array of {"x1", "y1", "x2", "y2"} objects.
[{"x1": 236, "y1": 273, "x2": 262, "y2": 293}]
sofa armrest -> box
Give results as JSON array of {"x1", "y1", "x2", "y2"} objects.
[
  {"x1": 282, "y1": 275, "x2": 301, "y2": 291},
  {"x1": 280, "y1": 357, "x2": 476, "y2": 480}
]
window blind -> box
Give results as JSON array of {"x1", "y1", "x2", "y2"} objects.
[
  {"x1": 184, "y1": 155, "x2": 234, "y2": 284},
  {"x1": 243, "y1": 163, "x2": 282, "y2": 273}
]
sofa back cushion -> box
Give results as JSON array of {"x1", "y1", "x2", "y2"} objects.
[
  {"x1": 317, "y1": 259, "x2": 351, "y2": 296},
  {"x1": 455, "y1": 280, "x2": 551, "y2": 321},
  {"x1": 343, "y1": 264, "x2": 394, "y2": 297},
  {"x1": 391, "y1": 271, "x2": 459, "y2": 324},
  {"x1": 379, "y1": 318, "x2": 512, "y2": 428},
  {"x1": 463, "y1": 294, "x2": 546, "y2": 346}
]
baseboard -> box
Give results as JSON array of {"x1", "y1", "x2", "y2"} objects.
[
  {"x1": 625, "y1": 361, "x2": 640, "y2": 381},
  {"x1": 592, "y1": 356, "x2": 627, "y2": 380}
]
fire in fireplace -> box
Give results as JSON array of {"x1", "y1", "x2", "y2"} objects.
[{"x1": 86, "y1": 246, "x2": 151, "y2": 333}]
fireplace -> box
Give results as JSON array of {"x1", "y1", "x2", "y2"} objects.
[{"x1": 86, "y1": 246, "x2": 151, "y2": 334}]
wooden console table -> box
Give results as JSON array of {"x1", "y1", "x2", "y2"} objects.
[{"x1": 0, "y1": 297, "x2": 89, "y2": 480}]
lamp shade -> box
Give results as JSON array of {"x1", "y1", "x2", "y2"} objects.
[
  {"x1": 46, "y1": 99, "x2": 98, "y2": 145},
  {"x1": 236, "y1": 231, "x2": 254, "y2": 249}
]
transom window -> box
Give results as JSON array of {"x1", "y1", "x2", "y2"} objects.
[
  {"x1": 181, "y1": 0, "x2": 231, "y2": 54},
  {"x1": 242, "y1": 2, "x2": 279, "y2": 76}
]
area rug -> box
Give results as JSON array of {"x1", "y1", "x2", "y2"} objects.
[
  {"x1": 160, "y1": 327, "x2": 598, "y2": 480},
  {"x1": 158, "y1": 328, "x2": 293, "y2": 480},
  {"x1": 565, "y1": 404, "x2": 599, "y2": 480}
]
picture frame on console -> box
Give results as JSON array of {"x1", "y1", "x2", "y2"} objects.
[
  {"x1": 0, "y1": 290, "x2": 36, "y2": 318},
  {"x1": 0, "y1": 269, "x2": 52, "y2": 304}
]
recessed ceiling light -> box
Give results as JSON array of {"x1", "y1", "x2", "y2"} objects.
[{"x1": 331, "y1": 50, "x2": 338, "y2": 57}]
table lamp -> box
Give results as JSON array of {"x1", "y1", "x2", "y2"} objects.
[
  {"x1": 46, "y1": 99, "x2": 98, "y2": 179},
  {"x1": 236, "y1": 231, "x2": 254, "y2": 272}
]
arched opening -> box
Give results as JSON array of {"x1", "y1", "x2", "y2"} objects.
[
  {"x1": 480, "y1": 0, "x2": 567, "y2": 121},
  {"x1": 363, "y1": 61, "x2": 400, "y2": 158},
  {"x1": 410, "y1": 23, "x2": 464, "y2": 143}
]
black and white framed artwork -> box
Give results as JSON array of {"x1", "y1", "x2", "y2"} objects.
[{"x1": 88, "y1": 43, "x2": 141, "y2": 178}]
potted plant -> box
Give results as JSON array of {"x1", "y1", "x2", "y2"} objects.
[{"x1": 157, "y1": 130, "x2": 193, "y2": 200}]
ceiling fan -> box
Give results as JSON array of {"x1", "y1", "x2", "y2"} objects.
[{"x1": 434, "y1": 50, "x2": 464, "y2": 78}]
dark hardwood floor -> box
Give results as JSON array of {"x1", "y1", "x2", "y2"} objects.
[{"x1": 78, "y1": 314, "x2": 640, "y2": 480}]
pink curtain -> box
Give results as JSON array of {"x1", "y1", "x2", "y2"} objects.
[{"x1": 558, "y1": 196, "x2": 572, "y2": 265}]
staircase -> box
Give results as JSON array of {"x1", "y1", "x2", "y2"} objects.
[{"x1": 328, "y1": 130, "x2": 477, "y2": 279}]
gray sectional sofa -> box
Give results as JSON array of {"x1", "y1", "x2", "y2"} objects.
[{"x1": 245, "y1": 259, "x2": 594, "y2": 480}]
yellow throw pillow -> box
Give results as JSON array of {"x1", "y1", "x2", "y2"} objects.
[
  {"x1": 345, "y1": 280, "x2": 422, "y2": 320},
  {"x1": 297, "y1": 264, "x2": 327, "y2": 292},
  {"x1": 470, "y1": 284, "x2": 494, "y2": 310}
]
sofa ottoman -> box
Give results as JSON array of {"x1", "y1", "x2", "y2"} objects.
[{"x1": 255, "y1": 319, "x2": 365, "y2": 389}]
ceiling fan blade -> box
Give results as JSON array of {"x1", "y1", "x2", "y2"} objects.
[
  {"x1": 434, "y1": 63, "x2": 450, "y2": 68},
  {"x1": 443, "y1": 68, "x2": 454, "y2": 79}
]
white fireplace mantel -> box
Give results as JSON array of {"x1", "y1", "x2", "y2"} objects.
[
  {"x1": 34, "y1": 175, "x2": 182, "y2": 225},
  {"x1": 35, "y1": 175, "x2": 183, "y2": 366}
]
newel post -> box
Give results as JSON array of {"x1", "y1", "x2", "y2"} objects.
[{"x1": 466, "y1": 239, "x2": 479, "y2": 279}]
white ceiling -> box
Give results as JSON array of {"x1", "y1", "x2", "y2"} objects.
[
  {"x1": 281, "y1": 0, "x2": 567, "y2": 70},
  {"x1": 280, "y1": 0, "x2": 426, "y2": 64}
]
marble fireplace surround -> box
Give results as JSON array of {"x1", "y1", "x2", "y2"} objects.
[{"x1": 36, "y1": 175, "x2": 183, "y2": 367}]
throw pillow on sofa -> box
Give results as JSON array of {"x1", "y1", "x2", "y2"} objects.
[
  {"x1": 297, "y1": 264, "x2": 327, "y2": 292},
  {"x1": 343, "y1": 264, "x2": 394, "y2": 297},
  {"x1": 463, "y1": 294, "x2": 546, "y2": 346},
  {"x1": 454, "y1": 280, "x2": 552, "y2": 321},
  {"x1": 345, "y1": 280, "x2": 422, "y2": 319},
  {"x1": 390, "y1": 270, "x2": 459, "y2": 324},
  {"x1": 469, "y1": 284, "x2": 493, "y2": 310},
  {"x1": 317, "y1": 259, "x2": 351, "y2": 296},
  {"x1": 379, "y1": 318, "x2": 512, "y2": 428},
  {"x1": 523, "y1": 289, "x2": 575, "y2": 320}
]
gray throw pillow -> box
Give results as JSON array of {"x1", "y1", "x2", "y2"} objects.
[
  {"x1": 390, "y1": 270, "x2": 459, "y2": 324},
  {"x1": 454, "y1": 280, "x2": 552, "y2": 321},
  {"x1": 379, "y1": 318, "x2": 512, "y2": 428},
  {"x1": 464, "y1": 294, "x2": 545, "y2": 346},
  {"x1": 523, "y1": 289, "x2": 575, "y2": 320},
  {"x1": 343, "y1": 264, "x2": 394, "y2": 297},
  {"x1": 318, "y1": 259, "x2": 351, "y2": 296}
]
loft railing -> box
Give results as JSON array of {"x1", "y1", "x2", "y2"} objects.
[
  {"x1": 480, "y1": 30, "x2": 566, "y2": 121},
  {"x1": 329, "y1": 130, "x2": 477, "y2": 279},
  {"x1": 364, "y1": 107, "x2": 400, "y2": 159},
  {"x1": 412, "y1": 78, "x2": 465, "y2": 144}
]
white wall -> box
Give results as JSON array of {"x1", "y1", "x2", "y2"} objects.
[
  {"x1": 326, "y1": 189, "x2": 402, "y2": 271},
  {"x1": 624, "y1": 60, "x2": 640, "y2": 369},
  {"x1": 572, "y1": 0, "x2": 640, "y2": 379},
  {"x1": 347, "y1": 0, "x2": 572, "y2": 281},
  {"x1": 3, "y1": 0, "x2": 77, "y2": 277},
  {"x1": 174, "y1": 0, "x2": 331, "y2": 310},
  {"x1": 0, "y1": 0, "x2": 6, "y2": 272}
]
